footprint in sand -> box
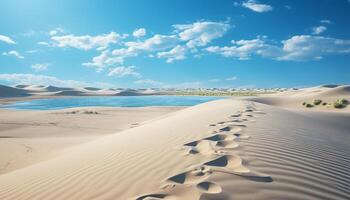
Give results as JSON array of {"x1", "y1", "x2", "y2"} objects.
[
  {"x1": 136, "y1": 180, "x2": 222, "y2": 200},
  {"x1": 137, "y1": 106, "x2": 270, "y2": 199},
  {"x1": 196, "y1": 181, "x2": 222, "y2": 194},
  {"x1": 166, "y1": 166, "x2": 212, "y2": 185},
  {"x1": 204, "y1": 155, "x2": 272, "y2": 182},
  {"x1": 183, "y1": 140, "x2": 221, "y2": 155},
  {"x1": 137, "y1": 166, "x2": 221, "y2": 200},
  {"x1": 230, "y1": 113, "x2": 241, "y2": 118}
]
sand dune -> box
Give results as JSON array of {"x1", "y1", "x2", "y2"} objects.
[
  {"x1": 0, "y1": 85, "x2": 30, "y2": 98},
  {"x1": 249, "y1": 85, "x2": 350, "y2": 111},
  {"x1": 0, "y1": 84, "x2": 161, "y2": 99},
  {"x1": 0, "y1": 107, "x2": 183, "y2": 175},
  {"x1": 0, "y1": 94, "x2": 348, "y2": 199},
  {"x1": 0, "y1": 85, "x2": 348, "y2": 199}
]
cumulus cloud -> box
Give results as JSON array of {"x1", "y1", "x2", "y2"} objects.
[
  {"x1": 173, "y1": 21, "x2": 230, "y2": 48},
  {"x1": 312, "y1": 26, "x2": 327, "y2": 35},
  {"x1": 133, "y1": 28, "x2": 146, "y2": 38},
  {"x1": 84, "y1": 34, "x2": 180, "y2": 70},
  {"x1": 49, "y1": 28, "x2": 65, "y2": 36},
  {"x1": 51, "y1": 32, "x2": 125, "y2": 50},
  {"x1": 206, "y1": 35, "x2": 350, "y2": 61},
  {"x1": 242, "y1": 0, "x2": 273, "y2": 13},
  {"x1": 206, "y1": 37, "x2": 280, "y2": 60},
  {"x1": 2, "y1": 50, "x2": 24, "y2": 59},
  {"x1": 279, "y1": 35, "x2": 350, "y2": 60},
  {"x1": 157, "y1": 45, "x2": 186, "y2": 63},
  {"x1": 83, "y1": 50, "x2": 124, "y2": 71},
  {"x1": 107, "y1": 66, "x2": 142, "y2": 78},
  {"x1": 83, "y1": 20, "x2": 230, "y2": 68},
  {"x1": 31, "y1": 63, "x2": 50, "y2": 71},
  {"x1": 0, "y1": 73, "x2": 90, "y2": 87},
  {"x1": 134, "y1": 79, "x2": 163, "y2": 86},
  {"x1": 125, "y1": 34, "x2": 179, "y2": 52},
  {"x1": 0, "y1": 34, "x2": 16, "y2": 44}
]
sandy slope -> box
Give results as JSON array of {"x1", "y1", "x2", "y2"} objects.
[
  {"x1": 250, "y1": 85, "x2": 350, "y2": 111},
  {"x1": 0, "y1": 85, "x2": 349, "y2": 199},
  {"x1": 0, "y1": 107, "x2": 183, "y2": 175},
  {"x1": 0, "y1": 95, "x2": 348, "y2": 199}
]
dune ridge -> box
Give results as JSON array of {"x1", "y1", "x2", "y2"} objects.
[
  {"x1": 0, "y1": 85, "x2": 349, "y2": 199},
  {"x1": 0, "y1": 94, "x2": 348, "y2": 199}
]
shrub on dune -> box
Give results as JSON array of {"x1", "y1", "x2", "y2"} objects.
[
  {"x1": 313, "y1": 99, "x2": 322, "y2": 105},
  {"x1": 305, "y1": 103, "x2": 314, "y2": 108},
  {"x1": 333, "y1": 99, "x2": 349, "y2": 109}
]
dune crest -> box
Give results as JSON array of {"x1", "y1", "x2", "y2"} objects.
[{"x1": 0, "y1": 87, "x2": 349, "y2": 199}]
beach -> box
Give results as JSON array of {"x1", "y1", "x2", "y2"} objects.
[{"x1": 0, "y1": 85, "x2": 349, "y2": 199}]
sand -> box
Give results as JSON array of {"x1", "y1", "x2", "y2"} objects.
[
  {"x1": 0, "y1": 107, "x2": 184, "y2": 175},
  {"x1": 0, "y1": 85, "x2": 349, "y2": 199}
]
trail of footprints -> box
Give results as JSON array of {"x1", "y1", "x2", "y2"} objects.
[{"x1": 136, "y1": 103, "x2": 272, "y2": 200}]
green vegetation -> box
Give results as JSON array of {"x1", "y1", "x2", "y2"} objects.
[
  {"x1": 302, "y1": 98, "x2": 349, "y2": 109},
  {"x1": 305, "y1": 103, "x2": 314, "y2": 108},
  {"x1": 333, "y1": 98, "x2": 349, "y2": 109},
  {"x1": 167, "y1": 91, "x2": 277, "y2": 97},
  {"x1": 313, "y1": 99, "x2": 322, "y2": 105}
]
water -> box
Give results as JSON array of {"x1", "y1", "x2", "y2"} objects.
[{"x1": 1, "y1": 96, "x2": 225, "y2": 110}]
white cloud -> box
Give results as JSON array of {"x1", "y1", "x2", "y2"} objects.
[
  {"x1": 83, "y1": 50, "x2": 124, "y2": 71},
  {"x1": 173, "y1": 21, "x2": 230, "y2": 48},
  {"x1": 0, "y1": 34, "x2": 16, "y2": 44},
  {"x1": 242, "y1": 0, "x2": 273, "y2": 13},
  {"x1": 107, "y1": 66, "x2": 142, "y2": 78},
  {"x1": 49, "y1": 27, "x2": 65, "y2": 36},
  {"x1": 51, "y1": 32, "x2": 125, "y2": 50},
  {"x1": 134, "y1": 79, "x2": 163, "y2": 86},
  {"x1": 37, "y1": 41, "x2": 50, "y2": 46},
  {"x1": 125, "y1": 34, "x2": 179, "y2": 52},
  {"x1": 226, "y1": 76, "x2": 237, "y2": 81},
  {"x1": 279, "y1": 35, "x2": 350, "y2": 60},
  {"x1": 206, "y1": 37, "x2": 280, "y2": 60},
  {"x1": 133, "y1": 28, "x2": 146, "y2": 38},
  {"x1": 31, "y1": 63, "x2": 50, "y2": 71},
  {"x1": 157, "y1": 45, "x2": 186, "y2": 63},
  {"x1": 320, "y1": 20, "x2": 332, "y2": 24},
  {"x1": 84, "y1": 34, "x2": 180, "y2": 69},
  {"x1": 83, "y1": 20, "x2": 229, "y2": 67},
  {"x1": 2, "y1": 50, "x2": 24, "y2": 59},
  {"x1": 0, "y1": 73, "x2": 90, "y2": 87},
  {"x1": 206, "y1": 35, "x2": 350, "y2": 61},
  {"x1": 312, "y1": 26, "x2": 327, "y2": 35}
]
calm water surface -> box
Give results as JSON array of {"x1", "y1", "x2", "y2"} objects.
[{"x1": 1, "y1": 96, "x2": 225, "y2": 110}]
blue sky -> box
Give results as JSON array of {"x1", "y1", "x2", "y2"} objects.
[{"x1": 0, "y1": 0, "x2": 349, "y2": 88}]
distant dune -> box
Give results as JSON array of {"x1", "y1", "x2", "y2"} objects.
[
  {"x1": 0, "y1": 85, "x2": 30, "y2": 97},
  {"x1": 249, "y1": 84, "x2": 350, "y2": 111},
  {"x1": 0, "y1": 84, "x2": 160, "y2": 99}
]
